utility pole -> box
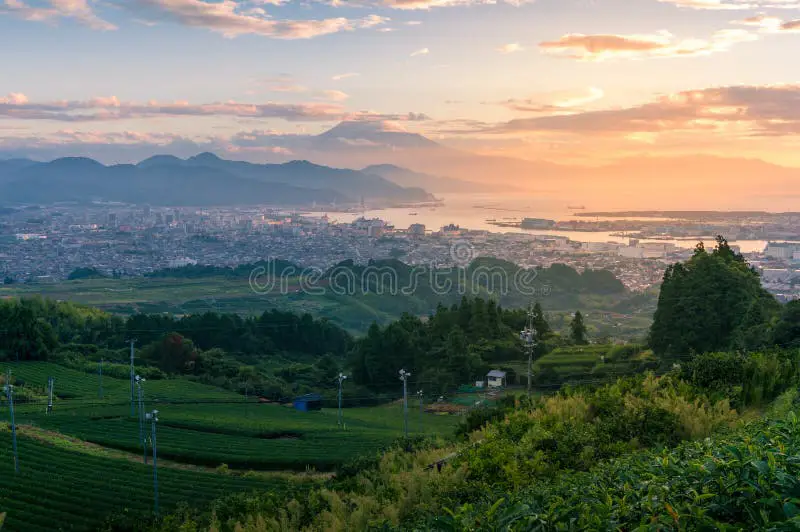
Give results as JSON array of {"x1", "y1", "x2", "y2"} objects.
[
  {"x1": 336, "y1": 373, "x2": 347, "y2": 428},
  {"x1": 4, "y1": 371, "x2": 19, "y2": 473},
  {"x1": 417, "y1": 389, "x2": 424, "y2": 434},
  {"x1": 129, "y1": 339, "x2": 136, "y2": 417},
  {"x1": 399, "y1": 369, "x2": 411, "y2": 438},
  {"x1": 145, "y1": 409, "x2": 159, "y2": 515},
  {"x1": 520, "y1": 305, "x2": 537, "y2": 398},
  {"x1": 98, "y1": 358, "x2": 103, "y2": 399},
  {"x1": 46, "y1": 376, "x2": 54, "y2": 414},
  {"x1": 136, "y1": 375, "x2": 147, "y2": 464}
]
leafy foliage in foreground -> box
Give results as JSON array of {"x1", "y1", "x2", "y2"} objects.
[
  {"x1": 153, "y1": 348, "x2": 800, "y2": 531},
  {"x1": 437, "y1": 393, "x2": 800, "y2": 531}
]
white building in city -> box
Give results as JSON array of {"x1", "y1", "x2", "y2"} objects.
[
  {"x1": 168, "y1": 257, "x2": 198, "y2": 268},
  {"x1": 766, "y1": 242, "x2": 800, "y2": 260}
]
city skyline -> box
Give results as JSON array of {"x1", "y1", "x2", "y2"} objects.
[{"x1": 2, "y1": 0, "x2": 800, "y2": 170}]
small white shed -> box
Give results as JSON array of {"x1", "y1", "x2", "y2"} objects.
[{"x1": 486, "y1": 370, "x2": 507, "y2": 388}]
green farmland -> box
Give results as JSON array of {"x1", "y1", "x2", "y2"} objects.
[
  {"x1": 0, "y1": 277, "x2": 430, "y2": 334},
  {"x1": 504, "y1": 343, "x2": 657, "y2": 386},
  {"x1": 0, "y1": 429, "x2": 296, "y2": 532},
  {"x1": 0, "y1": 274, "x2": 657, "y2": 338},
  {"x1": 0, "y1": 362, "x2": 459, "y2": 531}
]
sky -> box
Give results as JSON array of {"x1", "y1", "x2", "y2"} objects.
[{"x1": 2, "y1": 0, "x2": 800, "y2": 167}]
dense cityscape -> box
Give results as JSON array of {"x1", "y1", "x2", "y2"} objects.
[{"x1": 2, "y1": 203, "x2": 799, "y2": 300}]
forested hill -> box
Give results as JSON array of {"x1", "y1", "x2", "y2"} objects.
[{"x1": 7, "y1": 257, "x2": 651, "y2": 338}]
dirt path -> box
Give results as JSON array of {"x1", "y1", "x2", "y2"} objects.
[{"x1": 17, "y1": 424, "x2": 332, "y2": 481}]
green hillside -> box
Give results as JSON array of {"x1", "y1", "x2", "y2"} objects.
[{"x1": 0, "y1": 430, "x2": 295, "y2": 532}]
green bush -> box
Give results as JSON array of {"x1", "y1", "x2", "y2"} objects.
[{"x1": 435, "y1": 399, "x2": 800, "y2": 531}]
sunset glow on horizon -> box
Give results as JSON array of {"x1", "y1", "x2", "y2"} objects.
[{"x1": 2, "y1": 0, "x2": 800, "y2": 173}]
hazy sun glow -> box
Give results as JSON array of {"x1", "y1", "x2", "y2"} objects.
[{"x1": 2, "y1": 0, "x2": 800, "y2": 206}]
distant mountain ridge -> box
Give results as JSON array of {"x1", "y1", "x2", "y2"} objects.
[
  {"x1": 361, "y1": 164, "x2": 490, "y2": 193},
  {"x1": 3, "y1": 122, "x2": 800, "y2": 209},
  {"x1": 0, "y1": 153, "x2": 434, "y2": 207}
]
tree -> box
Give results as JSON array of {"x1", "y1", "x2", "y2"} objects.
[
  {"x1": 649, "y1": 236, "x2": 780, "y2": 357},
  {"x1": 143, "y1": 333, "x2": 197, "y2": 374},
  {"x1": 531, "y1": 302, "x2": 551, "y2": 339},
  {"x1": 772, "y1": 300, "x2": 800, "y2": 349},
  {"x1": 67, "y1": 267, "x2": 106, "y2": 280},
  {"x1": 570, "y1": 311, "x2": 588, "y2": 345},
  {"x1": 0, "y1": 299, "x2": 58, "y2": 360}
]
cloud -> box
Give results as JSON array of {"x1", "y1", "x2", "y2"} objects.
[
  {"x1": 496, "y1": 43, "x2": 524, "y2": 54},
  {"x1": 410, "y1": 47, "x2": 429, "y2": 56},
  {"x1": 319, "y1": 90, "x2": 349, "y2": 101},
  {"x1": 328, "y1": 0, "x2": 533, "y2": 9},
  {"x1": 734, "y1": 13, "x2": 800, "y2": 31},
  {"x1": 0, "y1": 0, "x2": 116, "y2": 30},
  {"x1": 498, "y1": 87, "x2": 606, "y2": 112},
  {"x1": 482, "y1": 84, "x2": 800, "y2": 137},
  {"x1": 539, "y1": 29, "x2": 757, "y2": 61},
  {"x1": 332, "y1": 72, "x2": 360, "y2": 80},
  {"x1": 0, "y1": 92, "x2": 430, "y2": 126},
  {"x1": 115, "y1": 0, "x2": 388, "y2": 39},
  {"x1": 267, "y1": 84, "x2": 308, "y2": 93},
  {"x1": 659, "y1": 0, "x2": 800, "y2": 9},
  {"x1": 0, "y1": 92, "x2": 347, "y2": 122}
]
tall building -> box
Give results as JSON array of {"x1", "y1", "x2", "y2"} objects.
[
  {"x1": 766, "y1": 242, "x2": 800, "y2": 260},
  {"x1": 409, "y1": 223, "x2": 426, "y2": 235}
]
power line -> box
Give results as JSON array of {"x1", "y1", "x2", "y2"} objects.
[
  {"x1": 145, "y1": 409, "x2": 159, "y2": 515},
  {"x1": 399, "y1": 369, "x2": 411, "y2": 438},
  {"x1": 4, "y1": 369, "x2": 19, "y2": 473}
]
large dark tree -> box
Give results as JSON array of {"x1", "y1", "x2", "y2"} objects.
[
  {"x1": 569, "y1": 311, "x2": 588, "y2": 345},
  {"x1": 649, "y1": 236, "x2": 780, "y2": 357},
  {"x1": 772, "y1": 300, "x2": 800, "y2": 349}
]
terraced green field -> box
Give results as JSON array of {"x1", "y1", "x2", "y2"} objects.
[
  {"x1": 0, "y1": 431, "x2": 296, "y2": 532},
  {"x1": 18, "y1": 401, "x2": 454, "y2": 471},
  {"x1": 504, "y1": 344, "x2": 656, "y2": 386},
  {"x1": 3, "y1": 362, "x2": 458, "y2": 471},
  {"x1": 0, "y1": 361, "x2": 459, "y2": 529},
  {"x1": 2, "y1": 361, "x2": 245, "y2": 404}
]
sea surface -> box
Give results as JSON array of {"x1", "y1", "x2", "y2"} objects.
[{"x1": 309, "y1": 193, "x2": 796, "y2": 254}]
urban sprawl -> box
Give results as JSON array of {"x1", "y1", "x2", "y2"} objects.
[{"x1": 3, "y1": 205, "x2": 800, "y2": 301}]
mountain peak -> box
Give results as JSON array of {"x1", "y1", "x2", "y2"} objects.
[
  {"x1": 317, "y1": 121, "x2": 439, "y2": 149},
  {"x1": 137, "y1": 154, "x2": 184, "y2": 168},
  {"x1": 48, "y1": 157, "x2": 105, "y2": 169},
  {"x1": 189, "y1": 152, "x2": 222, "y2": 163}
]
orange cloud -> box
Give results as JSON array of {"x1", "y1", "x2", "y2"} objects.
[
  {"x1": 0, "y1": 0, "x2": 116, "y2": 29},
  {"x1": 734, "y1": 13, "x2": 800, "y2": 31},
  {"x1": 495, "y1": 87, "x2": 605, "y2": 113},
  {"x1": 116, "y1": 0, "x2": 388, "y2": 39},
  {"x1": 481, "y1": 85, "x2": 800, "y2": 138},
  {"x1": 660, "y1": 0, "x2": 800, "y2": 9},
  {"x1": 496, "y1": 43, "x2": 524, "y2": 54},
  {"x1": 539, "y1": 29, "x2": 756, "y2": 61},
  {"x1": 0, "y1": 93, "x2": 429, "y2": 123}
]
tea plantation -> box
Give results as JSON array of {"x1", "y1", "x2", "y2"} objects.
[
  {"x1": 0, "y1": 430, "x2": 295, "y2": 532},
  {"x1": 0, "y1": 362, "x2": 459, "y2": 530}
]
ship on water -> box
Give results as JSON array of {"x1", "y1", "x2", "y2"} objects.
[{"x1": 568, "y1": 205, "x2": 586, "y2": 210}]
